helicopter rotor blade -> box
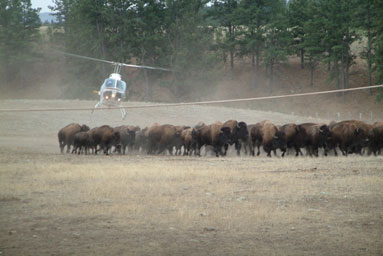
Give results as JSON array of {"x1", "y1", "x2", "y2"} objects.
[
  {"x1": 120, "y1": 63, "x2": 171, "y2": 72},
  {"x1": 59, "y1": 51, "x2": 117, "y2": 65},
  {"x1": 58, "y1": 51, "x2": 171, "y2": 72}
]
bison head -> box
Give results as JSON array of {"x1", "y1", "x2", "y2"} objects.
[
  {"x1": 219, "y1": 127, "x2": 232, "y2": 145},
  {"x1": 81, "y1": 124, "x2": 90, "y2": 132},
  {"x1": 113, "y1": 131, "x2": 120, "y2": 143},
  {"x1": 319, "y1": 124, "x2": 331, "y2": 141},
  {"x1": 272, "y1": 131, "x2": 287, "y2": 151},
  {"x1": 237, "y1": 121, "x2": 249, "y2": 140}
]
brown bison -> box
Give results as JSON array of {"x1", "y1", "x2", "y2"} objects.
[
  {"x1": 329, "y1": 120, "x2": 371, "y2": 156},
  {"x1": 89, "y1": 125, "x2": 120, "y2": 155},
  {"x1": 174, "y1": 126, "x2": 191, "y2": 155},
  {"x1": 72, "y1": 131, "x2": 94, "y2": 155},
  {"x1": 58, "y1": 123, "x2": 90, "y2": 153},
  {"x1": 181, "y1": 128, "x2": 198, "y2": 156},
  {"x1": 250, "y1": 120, "x2": 286, "y2": 157},
  {"x1": 114, "y1": 126, "x2": 136, "y2": 154},
  {"x1": 369, "y1": 122, "x2": 383, "y2": 155},
  {"x1": 297, "y1": 123, "x2": 331, "y2": 157},
  {"x1": 147, "y1": 124, "x2": 182, "y2": 155},
  {"x1": 279, "y1": 123, "x2": 300, "y2": 157},
  {"x1": 134, "y1": 127, "x2": 148, "y2": 153},
  {"x1": 222, "y1": 120, "x2": 249, "y2": 156},
  {"x1": 244, "y1": 124, "x2": 257, "y2": 155},
  {"x1": 195, "y1": 122, "x2": 232, "y2": 157}
]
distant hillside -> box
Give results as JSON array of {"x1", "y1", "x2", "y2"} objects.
[{"x1": 39, "y1": 12, "x2": 57, "y2": 23}]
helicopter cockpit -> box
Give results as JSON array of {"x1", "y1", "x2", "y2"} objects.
[{"x1": 99, "y1": 73, "x2": 127, "y2": 105}]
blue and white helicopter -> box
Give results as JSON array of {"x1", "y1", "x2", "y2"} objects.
[{"x1": 62, "y1": 52, "x2": 171, "y2": 119}]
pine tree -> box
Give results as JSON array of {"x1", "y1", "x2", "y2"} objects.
[
  {"x1": 0, "y1": 0, "x2": 41, "y2": 88},
  {"x1": 354, "y1": 0, "x2": 375, "y2": 95},
  {"x1": 210, "y1": 0, "x2": 240, "y2": 73},
  {"x1": 163, "y1": 0, "x2": 218, "y2": 98},
  {"x1": 51, "y1": 0, "x2": 110, "y2": 98},
  {"x1": 315, "y1": 0, "x2": 357, "y2": 97},
  {"x1": 301, "y1": 0, "x2": 325, "y2": 86},
  {"x1": 237, "y1": 0, "x2": 271, "y2": 73},
  {"x1": 288, "y1": 0, "x2": 310, "y2": 69},
  {"x1": 262, "y1": 0, "x2": 291, "y2": 92},
  {"x1": 371, "y1": 0, "x2": 383, "y2": 101}
]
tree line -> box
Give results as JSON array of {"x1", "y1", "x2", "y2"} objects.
[{"x1": 1, "y1": 0, "x2": 383, "y2": 101}]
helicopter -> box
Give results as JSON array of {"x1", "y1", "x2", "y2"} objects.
[{"x1": 60, "y1": 52, "x2": 171, "y2": 119}]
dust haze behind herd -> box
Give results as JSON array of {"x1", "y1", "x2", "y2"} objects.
[{"x1": 2, "y1": 51, "x2": 382, "y2": 125}]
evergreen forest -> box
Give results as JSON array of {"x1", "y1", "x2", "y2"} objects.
[{"x1": 1, "y1": 0, "x2": 383, "y2": 103}]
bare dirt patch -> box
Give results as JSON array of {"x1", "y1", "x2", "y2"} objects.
[{"x1": 0, "y1": 100, "x2": 382, "y2": 255}]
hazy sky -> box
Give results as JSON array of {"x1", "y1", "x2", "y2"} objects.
[{"x1": 31, "y1": 0, "x2": 53, "y2": 13}]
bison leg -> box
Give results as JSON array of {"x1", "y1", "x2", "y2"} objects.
[
  {"x1": 122, "y1": 145, "x2": 127, "y2": 155},
  {"x1": 249, "y1": 143, "x2": 255, "y2": 156},
  {"x1": 273, "y1": 149, "x2": 278, "y2": 157},
  {"x1": 66, "y1": 144, "x2": 71, "y2": 153},
  {"x1": 196, "y1": 145, "x2": 202, "y2": 157},
  {"x1": 214, "y1": 147, "x2": 220, "y2": 157},
  {"x1": 242, "y1": 142, "x2": 248, "y2": 155},
  {"x1": 223, "y1": 144, "x2": 229, "y2": 156},
  {"x1": 167, "y1": 146, "x2": 173, "y2": 155},
  {"x1": 235, "y1": 142, "x2": 241, "y2": 156},
  {"x1": 184, "y1": 145, "x2": 189, "y2": 156},
  {"x1": 103, "y1": 146, "x2": 110, "y2": 155},
  {"x1": 339, "y1": 144, "x2": 347, "y2": 156},
  {"x1": 333, "y1": 147, "x2": 338, "y2": 156},
  {"x1": 59, "y1": 141, "x2": 65, "y2": 154}
]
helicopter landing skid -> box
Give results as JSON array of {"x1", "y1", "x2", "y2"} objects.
[
  {"x1": 91, "y1": 102, "x2": 126, "y2": 120},
  {"x1": 91, "y1": 102, "x2": 101, "y2": 115},
  {"x1": 120, "y1": 107, "x2": 127, "y2": 120}
]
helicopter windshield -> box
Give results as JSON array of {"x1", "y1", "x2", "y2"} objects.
[
  {"x1": 117, "y1": 80, "x2": 126, "y2": 91},
  {"x1": 102, "y1": 78, "x2": 126, "y2": 92},
  {"x1": 104, "y1": 78, "x2": 116, "y2": 88}
]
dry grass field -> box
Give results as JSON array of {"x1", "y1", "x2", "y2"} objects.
[{"x1": 0, "y1": 100, "x2": 382, "y2": 256}]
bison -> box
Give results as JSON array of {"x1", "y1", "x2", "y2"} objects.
[
  {"x1": 181, "y1": 128, "x2": 198, "y2": 156},
  {"x1": 222, "y1": 120, "x2": 249, "y2": 156},
  {"x1": 329, "y1": 120, "x2": 371, "y2": 156},
  {"x1": 147, "y1": 124, "x2": 182, "y2": 155},
  {"x1": 297, "y1": 123, "x2": 331, "y2": 157},
  {"x1": 195, "y1": 122, "x2": 233, "y2": 157},
  {"x1": 89, "y1": 125, "x2": 120, "y2": 155},
  {"x1": 279, "y1": 123, "x2": 300, "y2": 157},
  {"x1": 134, "y1": 127, "x2": 148, "y2": 153},
  {"x1": 174, "y1": 126, "x2": 191, "y2": 155},
  {"x1": 58, "y1": 123, "x2": 90, "y2": 153},
  {"x1": 369, "y1": 122, "x2": 383, "y2": 155},
  {"x1": 250, "y1": 120, "x2": 286, "y2": 157},
  {"x1": 71, "y1": 131, "x2": 94, "y2": 155},
  {"x1": 114, "y1": 126, "x2": 136, "y2": 154}
]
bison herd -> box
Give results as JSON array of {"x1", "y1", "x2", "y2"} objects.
[{"x1": 57, "y1": 120, "x2": 383, "y2": 157}]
